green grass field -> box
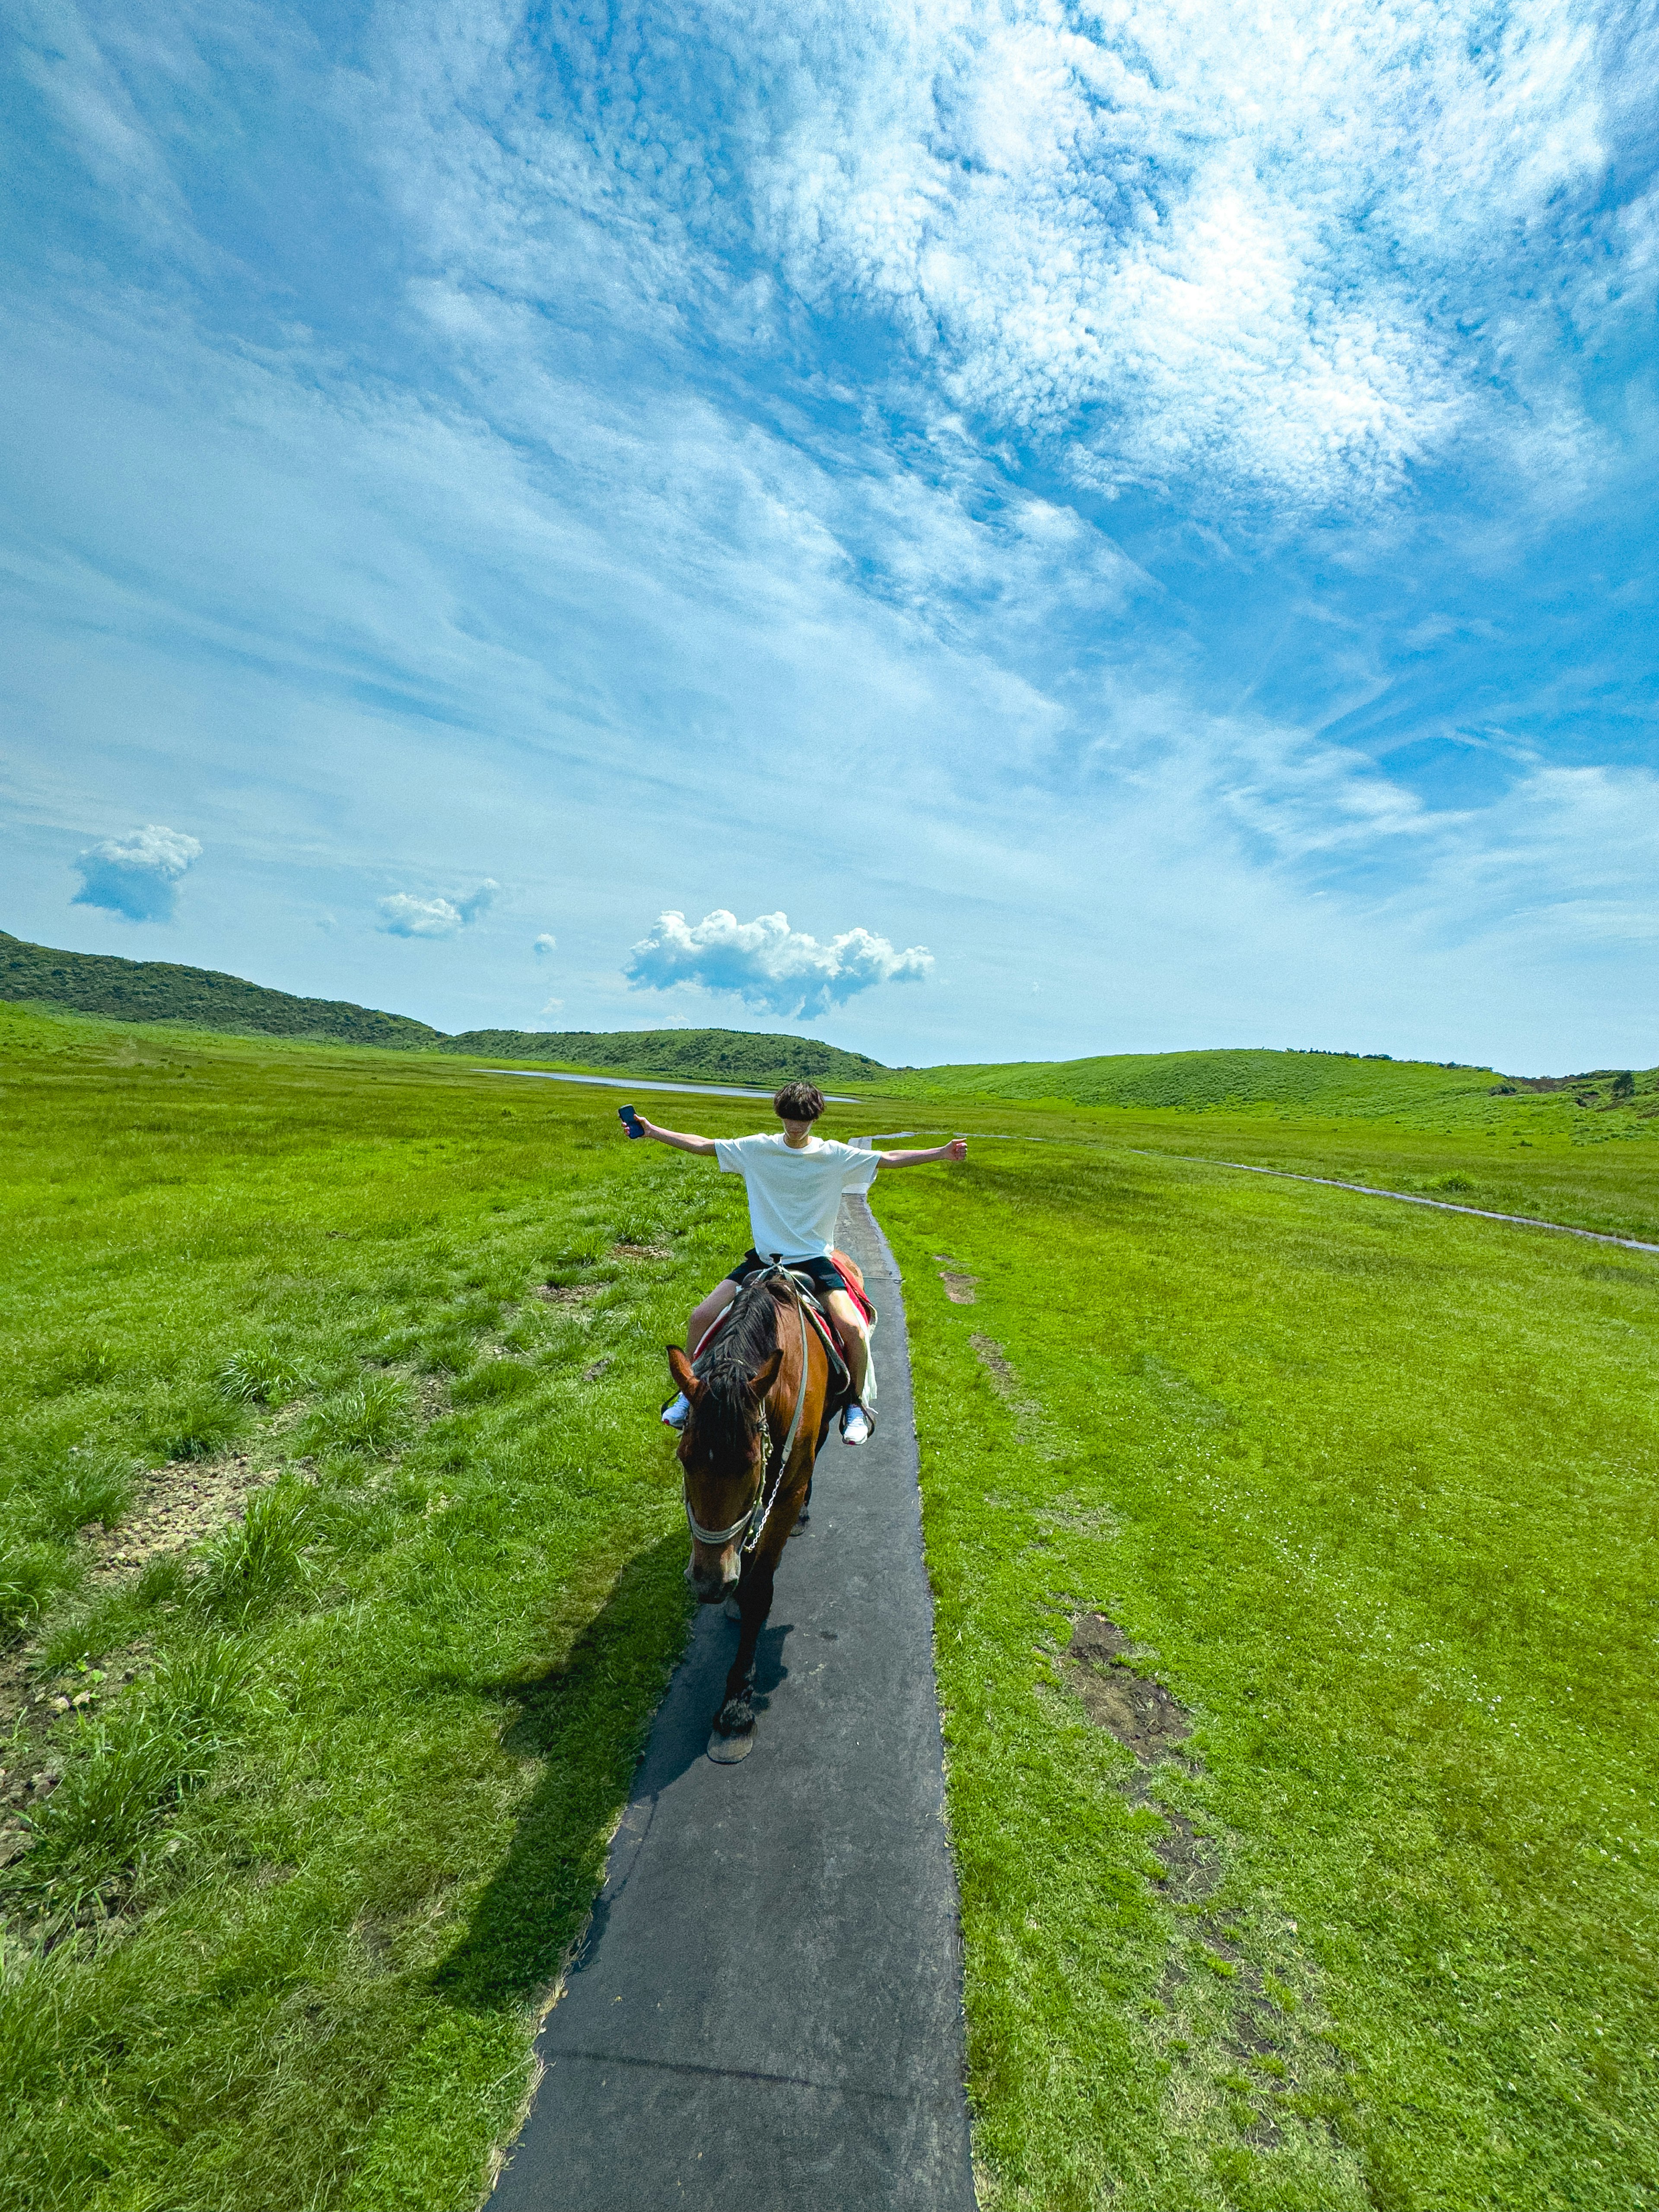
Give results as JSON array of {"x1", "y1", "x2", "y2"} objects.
[
  {"x1": 3, "y1": 1001, "x2": 1655, "y2": 2210},
  {"x1": 877, "y1": 1125, "x2": 1659, "y2": 2211},
  {"x1": 0, "y1": 1004, "x2": 768, "y2": 2212}
]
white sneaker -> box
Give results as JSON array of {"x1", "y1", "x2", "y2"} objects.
[
  {"x1": 840, "y1": 1402, "x2": 872, "y2": 1446},
  {"x1": 661, "y1": 1392, "x2": 690, "y2": 1430}
]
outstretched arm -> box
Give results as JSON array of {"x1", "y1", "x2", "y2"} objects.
[
  {"x1": 635, "y1": 1118, "x2": 719, "y2": 1157},
  {"x1": 876, "y1": 1138, "x2": 967, "y2": 1167}
]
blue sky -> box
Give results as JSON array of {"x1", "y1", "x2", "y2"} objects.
[{"x1": 2, "y1": 0, "x2": 1655, "y2": 1073}]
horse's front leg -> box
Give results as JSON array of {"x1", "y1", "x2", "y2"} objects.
[{"x1": 711, "y1": 1550, "x2": 778, "y2": 1746}]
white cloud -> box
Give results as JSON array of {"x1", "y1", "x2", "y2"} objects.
[
  {"x1": 532, "y1": 931, "x2": 556, "y2": 956},
  {"x1": 71, "y1": 823, "x2": 200, "y2": 921},
  {"x1": 753, "y1": 0, "x2": 1617, "y2": 508},
  {"x1": 376, "y1": 0, "x2": 1636, "y2": 518},
  {"x1": 627, "y1": 908, "x2": 933, "y2": 1020},
  {"x1": 377, "y1": 879, "x2": 498, "y2": 938}
]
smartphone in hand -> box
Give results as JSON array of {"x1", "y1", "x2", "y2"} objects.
[{"x1": 618, "y1": 1105, "x2": 644, "y2": 1139}]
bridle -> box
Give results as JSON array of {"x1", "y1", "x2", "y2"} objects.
[{"x1": 681, "y1": 1259, "x2": 811, "y2": 1557}]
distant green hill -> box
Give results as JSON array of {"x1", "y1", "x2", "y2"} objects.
[
  {"x1": 0, "y1": 930, "x2": 441, "y2": 1049},
  {"x1": 873, "y1": 1046, "x2": 1496, "y2": 1111},
  {"x1": 869, "y1": 1045, "x2": 1657, "y2": 1122},
  {"x1": 0, "y1": 932, "x2": 890, "y2": 1086},
  {"x1": 443, "y1": 1027, "x2": 889, "y2": 1087},
  {"x1": 10, "y1": 929, "x2": 1649, "y2": 1116}
]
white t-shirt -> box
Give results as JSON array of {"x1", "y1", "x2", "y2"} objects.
[{"x1": 714, "y1": 1131, "x2": 881, "y2": 1261}]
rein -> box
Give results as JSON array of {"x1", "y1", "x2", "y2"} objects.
[{"x1": 682, "y1": 1260, "x2": 811, "y2": 1555}]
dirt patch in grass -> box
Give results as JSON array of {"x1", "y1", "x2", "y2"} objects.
[
  {"x1": 0, "y1": 1448, "x2": 271, "y2": 1744},
  {"x1": 1148, "y1": 1807, "x2": 1220, "y2": 1904},
  {"x1": 1069, "y1": 1611, "x2": 1132, "y2": 1664},
  {"x1": 1063, "y1": 1613, "x2": 1192, "y2": 1764},
  {"x1": 970, "y1": 1333, "x2": 1017, "y2": 1388},
  {"x1": 940, "y1": 1271, "x2": 980, "y2": 1303},
  {"x1": 611, "y1": 1242, "x2": 671, "y2": 1261},
  {"x1": 537, "y1": 1283, "x2": 603, "y2": 1304},
  {"x1": 1050, "y1": 1610, "x2": 1338, "y2": 2156},
  {"x1": 83, "y1": 1452, "x2": 267, "y2": 1584},
  {"x1": 1228, "y1": 1993, "x2": 1283, "y2": 2059},
  {"x1": 0, "y1": 1644, "x2": 151, "y2": 1865}
]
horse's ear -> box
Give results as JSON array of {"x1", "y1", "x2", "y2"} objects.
[
  {"x1": 748, "y1": 1348, "x2": 784, "y2": 1401},
  {"x1": 667, "y1": 1346, "x2": 703, "y2": 1397}
]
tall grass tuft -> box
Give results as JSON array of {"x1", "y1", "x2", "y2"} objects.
[
  {"x1": 145, "y1": 1381, "x2": 248, "y2": 1464},
  {"x1": 295, "y1": 1373, "x2": 412, "y2": 1456},
  {"x1": 149, "y1": 1634, "x2": 248, "y2": 1744},
  {"x1": 194, "y1": 1478, "x2": 314, "y2": 1628},
  {"x1": 217, "y1": 1346, "x2": 308, "y2": 1406},
  {"x1": 44, "y1": 1338, "x2": 120, "y2": 1393},
  {"x1": 41, "y1": 1554, "x2": 192, "y2": 1670},
  {"x1": 35, "y1": 1447, "x2": 136, "y2": 1540},
  {"x1": 2, "y1": 1637, "x2": 245, "y2": 1925},
  {"x1": 0, "y1": 1541, "x2": 83, "y2": 1638},
  {"x1": 450, "y1": 1358, "x2": 537, "y2": 1406}
]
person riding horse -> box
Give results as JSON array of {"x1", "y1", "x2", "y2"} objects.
[{"x1": 628, "y1": 1081, "x2": 967, "y2": 1441}]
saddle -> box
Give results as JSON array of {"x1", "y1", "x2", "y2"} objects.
[{"x1": 694, "y1": 1249, "x2": 875, "y2": 1414}]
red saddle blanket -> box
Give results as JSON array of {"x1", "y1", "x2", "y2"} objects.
[{"x1": 828, "y1": 1246, "x2": 877, "y2": 1331}]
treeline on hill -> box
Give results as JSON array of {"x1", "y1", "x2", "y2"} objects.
[
  {"x1": 0, "y1": 932, "x2": 889, "y2": 1087},
  {"x1": 0, "y1": 931, "x2": 440, "y2": 1050},
  {"x1": 451, "y1": 1028, "x2": 890, "y2": 1085}
]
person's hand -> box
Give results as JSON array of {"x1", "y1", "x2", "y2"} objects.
[{"x1": 944, "y1": 1138, "x2": 967, "y2": 1163}]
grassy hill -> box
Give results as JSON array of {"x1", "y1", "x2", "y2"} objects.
[
  {"x1": 0, "y1": 931, "x2": 440, "y2": 1050},
  {"x1": 869, "y1": 1043, "x2": 1657, "y2": 1124},
  {"x1": 0, "y1": 934, "x2": 888, "y2": 1085},
  {"x1": 9, "y1": 928, "x2": 1652, "y2": 1115},
  {"x1": 442, "y1": 1027, "x2": 889, "y2": 1086}
]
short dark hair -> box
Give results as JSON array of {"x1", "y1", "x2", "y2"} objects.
[{"x1": 773, "y1": 1081, "x2": 825, "y2": 1122}]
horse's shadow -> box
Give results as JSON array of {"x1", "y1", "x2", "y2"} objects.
[
  {"x1": 626, "y1": 1606, "x2": 795, "y2": 1796},
  {"x1": 430, "y1": 1537, "x2": 796, "y2": 2012},
  {"x1": 431, "y1": 1531, "x2": 694, "y2": 2011}
]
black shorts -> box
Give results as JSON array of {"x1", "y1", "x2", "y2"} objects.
[{"x1": 726, "y1": 1249, "x2": 849, "y2": 1298}]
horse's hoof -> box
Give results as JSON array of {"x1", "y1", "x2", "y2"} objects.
[
  {"x1": 723, "y1": 1594, "x2": 742, "y2": 1621},
  {"x1": 790, "y1": 1508, "x2": 810, "y2": 1535},
  {"x1": 707, "y1": 1729, "x2": 754, "y2": 1763}
]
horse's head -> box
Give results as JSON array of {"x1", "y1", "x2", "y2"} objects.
[{"x1": 668, "y1": 1342, "x2": 783, "y2": 1602}]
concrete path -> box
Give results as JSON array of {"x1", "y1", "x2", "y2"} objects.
[{"x1": 486, "y1": 1196, "x2": 977, "y2": 2212}]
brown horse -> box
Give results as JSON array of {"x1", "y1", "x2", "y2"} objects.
[{"x1": 666, "y1": 1260, "x2": 858, "y2": 1760}]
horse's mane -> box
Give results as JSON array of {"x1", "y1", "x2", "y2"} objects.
[{"x1": 693, "y1": 1280, "x2": 784, "y2": 1459}]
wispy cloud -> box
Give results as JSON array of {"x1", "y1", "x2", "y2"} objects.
[
  {"x1": 71, "y1": 824, "x2": 200, "y2": 922},
  {"x1": 532, "y1": 932, "x2": 556, "y2": 956},
  {"x1": 377, "y1": 880, "x2": 498, "y2": 938},
  {"x1": 378, "y1": 0, "x2": 1639, "y2": 518},
  {"x1": 3, "y1": 0, "x2": 1656, "y2": 1073},
  {"x1": 627, "y1": 909, "x2": 933, "y2": 1020}
]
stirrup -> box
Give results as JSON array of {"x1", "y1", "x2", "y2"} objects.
[{"x1": 839, "y1": 1401, "x2": 874, "y2": 1445}]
